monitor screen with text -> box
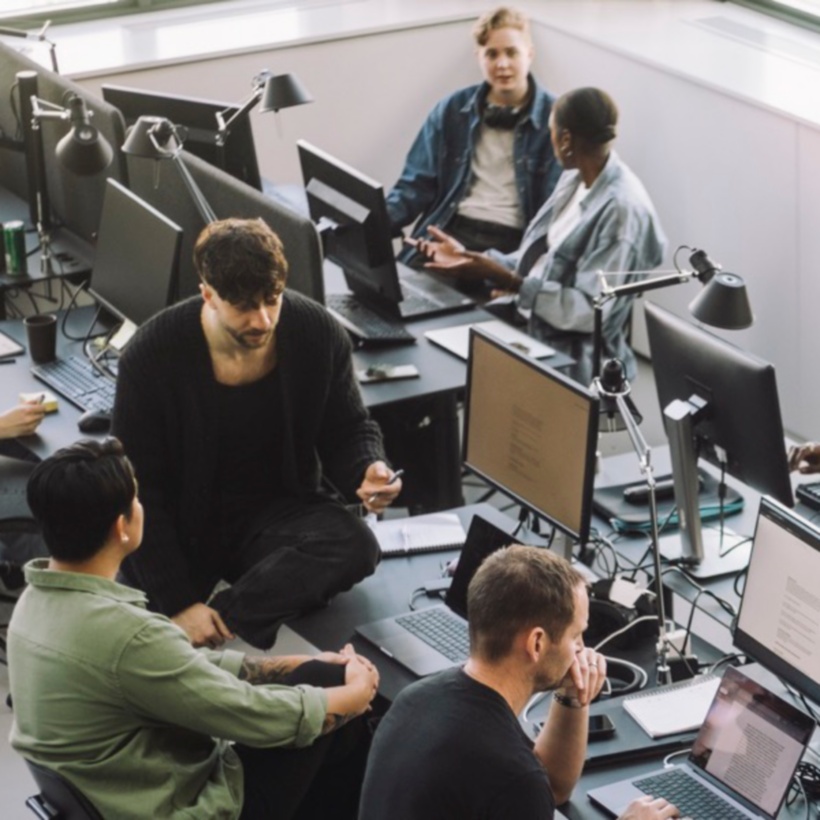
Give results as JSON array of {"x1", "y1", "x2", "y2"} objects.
[
  {"x1": 463, "y1": 328, "x2": 599, "y2": 543},
  {"x1": 734, "y1": 497, "x2": 820, "y2": 704}
]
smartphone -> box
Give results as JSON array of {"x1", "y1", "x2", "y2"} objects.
[{"x1": 588, "y1": 713, "x2": 616, "y2": 740}]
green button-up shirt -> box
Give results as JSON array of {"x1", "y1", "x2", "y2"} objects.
[{"x1": 8, "y1": 560, "x2": 328, "y2": 819}]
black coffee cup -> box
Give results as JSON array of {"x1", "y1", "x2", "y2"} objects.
[{"x1": 24, "y1": 314, "x2": 57, "y2": 364}]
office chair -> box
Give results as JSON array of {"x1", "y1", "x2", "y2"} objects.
[{"x1": 24, "y1": 760, "x2": 103, "y2": 820}]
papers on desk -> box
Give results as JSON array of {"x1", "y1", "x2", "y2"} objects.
[
  {"x1": 0, "y1": 329, "x2": 24, "y2": 359},
  {"x1": 368, "y1": 512, "x2": 467, "y2": 557},
  {"x1": 623, "y1": 674, "x2": 720, "y2": 738},
  {"x1": 424, "y1": 320, "x2": 555, "y2": 361}
]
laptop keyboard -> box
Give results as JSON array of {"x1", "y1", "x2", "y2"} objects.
[
  {"x1": 326, "y1": 294, "x2": 415, "y2": 344},
  {"x1": 32, "y1": 355, "x2": 116, "y2": 414},
  {"x1": 400, "y1": 273, "x2": 471, "y2": 310},
  {"x1": 634, "y1": 769, "x2": 748, "y2": 820},
  {"x1": 395, "y1": 608, "x2": 469, "y2": 663}
]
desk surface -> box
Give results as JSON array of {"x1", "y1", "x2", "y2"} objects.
[{"x1": 290, "y1": 499, "x2": 815, "y2": 819}]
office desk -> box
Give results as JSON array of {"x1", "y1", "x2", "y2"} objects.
[
  {"x1": 0, "y1": 186, "x2": 93, "y2": 320},
  {"x1": 0, "y1": 306, "x2": 107, "y2": 460},
  {"x1": 290, "y1": 498, "x2": 814, "y2": 819}
]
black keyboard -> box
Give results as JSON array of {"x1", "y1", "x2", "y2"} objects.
[
  {"x1": 326, "y1": 294, "x2": 415, "y2": 344},
  {"x1": 634, "y1": 769, "x2": 747, "y2": 820},
  {"x1": 32, "y1": 355, "x2": 116, "y2": 414},
  {"x1": 395, "y1": 608, "x2": 469, "y2": 663},
  {"x1": 796, "y1": 481, "x2": 820, "y2": 511}
]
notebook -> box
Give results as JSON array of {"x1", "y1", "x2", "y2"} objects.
[
  {"x1": 588, "y1": 666, "x2": 815, "y2": 819},
  {"x1": 355, "y1": 514, "x2": 514, "y2": 676},
  {"x1": 0, "y1": 329, "x2": 24, "y2": 359},
  {"x1": 425, "y1": 320, "x2": 555, "y2": 361},
  {"x1": 622, "y1": 674, "x2": 721, "y2": 738},
  {"x1": 369, "y1": 512, "x2": 467, "y2": 557}
]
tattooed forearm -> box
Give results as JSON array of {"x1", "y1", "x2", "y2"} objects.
[
  {"x1": 238, "y1": 656, "x2": 293, "y2": 685},
  {"x1": 321, "y1": 712, "x2": 356, "y2": 735}
]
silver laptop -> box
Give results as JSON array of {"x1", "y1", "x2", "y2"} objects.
[
  {"x1": 588, "y1": 666, "x2": 814, "y2": 819},
  {"x1": 355, "y1": 515, "x2": 512, "y2": 677}
]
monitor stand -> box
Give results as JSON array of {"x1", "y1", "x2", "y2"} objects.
[{"x1": 658, "y1": 526, "x2": 750, "y2": 578}]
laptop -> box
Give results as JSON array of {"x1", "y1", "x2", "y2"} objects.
[
  {"x1": 355, "y1": 515, "x2": 514, "y2": 677},
  {"x1": 588, "y1": 666, "x2": 815, "y2": 819}
]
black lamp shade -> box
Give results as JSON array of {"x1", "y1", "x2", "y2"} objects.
[
  {"x1": 258, "y1": 73, "x2": 313, "y2": 114},
  {"x1": 122, "y1": 116, "x2": 180, "y2": 159},
  {"x1": 689, "y1": 272, "x2": 753, "y2": 330},
  {"x1": 55, "y1": 96, "x2": 113, "y2": 175}
]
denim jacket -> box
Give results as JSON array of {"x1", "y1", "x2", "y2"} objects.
[
  {"x1": 386, "y1": 78, "x2": 560, "y2": 263},
  {"x1": 489, "y1": 151, "x2": 667, "y2": 383}
]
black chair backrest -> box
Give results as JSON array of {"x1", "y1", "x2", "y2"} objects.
[{"x1": 25, "y1": 760, "x2": 103, "y2": 820}]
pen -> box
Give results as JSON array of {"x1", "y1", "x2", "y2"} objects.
[
  {"x1": 366, "y1": 468, "x2": 405, "y2": 505},
  {"x1": 0, "y1": 358, "x2": 15, "y2": 365}
]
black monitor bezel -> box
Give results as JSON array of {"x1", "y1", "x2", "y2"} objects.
[
  {"x1": 462, "y1": 327, "x2": 600, "y2": 545},
  {"x1": 296, "y1": 139, "x2": 403, "y2": 307},
  {"x1": 645, "y1": 301, "x2": 793, "y2": 507},
  {"x1": 734, "y1": 496, "x2": 820, "y2": 705},
  {"x1": 87, "y1": 178, "x2": 183, "y2": 327},
  {"x1": 102, "y1": 83, "x2": 262, "y2": 191}
]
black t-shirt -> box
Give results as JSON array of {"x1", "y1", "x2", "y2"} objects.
[
  {"x1": 215, "y1": 369, "x2": 284, "y2": 527},
  {"x1": 359, "y1": 667, "x2": 555, "y2": 820}
]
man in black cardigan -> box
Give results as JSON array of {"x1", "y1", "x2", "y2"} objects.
[{"x1": 113, "y1": 218, "x2": 401, "y2": 649}]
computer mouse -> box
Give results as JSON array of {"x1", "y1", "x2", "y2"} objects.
[{"x1": 77, "y1": 409, "x2": 112, "y2": 434}]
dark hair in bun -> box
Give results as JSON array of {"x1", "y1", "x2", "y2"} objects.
[{"x1": 553, "y1": 87, "x2": 618, "y2": 146}]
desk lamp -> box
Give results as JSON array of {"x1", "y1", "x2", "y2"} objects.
[
  {"x1": 592, "y1": 246, "x2": 752, "y2": 431},
  {"x1": 591, "y1": 246, "x2": 753, "y2": 685},
  {"x1": 215, "y1": 69, "x2": 313, "y2": 145},
  {"x1": 122, "y1": 115, "x2": 217, "y2": 225},
  {"x1": 16, "y1": 70, "x2": 113, "y2": 274},
  {"x1": 0, "y1": 21, "x2": 59, "y2": 73}
]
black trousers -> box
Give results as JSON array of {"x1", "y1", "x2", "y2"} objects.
[
  {"x1": 211, "y1": 497, "x2": 380, "y2": 649},
  {"x1": 236, "y1": 661, "x2": 371, "y2": 820}
]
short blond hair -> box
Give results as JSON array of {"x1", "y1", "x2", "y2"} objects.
[{"x1": 473, "y1": 6, "x2": 531, "y2": 47}]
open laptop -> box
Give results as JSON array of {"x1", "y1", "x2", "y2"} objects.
[
  {"x1": 298, "y1": 141, "x2": 473, "y2": 343},
  {"x1": 588, "y1": 666, "x2": 815, "y2": 819},
  {"x1": 355, "y1": 515, "x2": 513, "y2": 677}
]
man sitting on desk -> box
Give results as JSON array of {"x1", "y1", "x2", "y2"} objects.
[
  {"x1": 358, "y1": 546, "x2": 680, "y2": 820},
  {"x1": 113, "y1": 217, "x2": 402, "y2": 649}
]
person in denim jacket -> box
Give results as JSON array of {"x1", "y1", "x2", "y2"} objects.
[
  {"x1": 410, "y1": 87, "x2": 667, "y2": 384},
  {"x1": 386, "y1": 7, "x2": 560, "y2": 266}
]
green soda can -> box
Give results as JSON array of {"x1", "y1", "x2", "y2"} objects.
[{"x1": 3, "y1": 220, "x2": 27, "y2": 275}]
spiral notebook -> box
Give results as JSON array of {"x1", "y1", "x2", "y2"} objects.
[
  {"x1": 623, "y1": 673, "x2": 721, "y2": 738},
  {"x1": 370, "y1": 512, "x2": 466, "y2": 557}
]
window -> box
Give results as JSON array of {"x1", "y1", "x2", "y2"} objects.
[
  {"x1": 734, "y1": 0, "x2": 820, "y2": 31},
  {"x1": 0, "y1": 0, "x2": 241, "y2": 27}
]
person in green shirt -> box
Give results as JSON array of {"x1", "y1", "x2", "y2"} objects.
[{"x1": 8, "y1": 437, "x2": 379, "y2": 819}]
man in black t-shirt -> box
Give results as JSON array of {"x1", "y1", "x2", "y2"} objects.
[{"x1": 359, "y1": 546, "x2": 680, "y2": 820}]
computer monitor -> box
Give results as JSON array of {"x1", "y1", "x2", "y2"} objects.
[
  {"x1": 1, "y1": 44, "x2": 128, "y2": 243},
  {"x1": 296, "y1": 139, "x2": 403, "y2": 309},
  {"x1": 124, "y1": 148, "x2": 324, "y2": 303},
  {"x1": 463, "y1": 327, "x2": 600, "y2": 549},
  {"x1": 102, "y1": 84, "x2": 262, "y2": 191},
  {"x1": 645, "y1": 301, "x2": 793, "y2": 577},
  {"x1": 88, "y1": 179, "x2": 182, "y2": 327},
  {"x1": 734, "y1": 497, "x2": 820, "y2": 705}
]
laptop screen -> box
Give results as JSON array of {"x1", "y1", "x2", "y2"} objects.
[
  {"x1": 444, "y1": 516, "x2": 515, "y2": 619},
  {"x1": 689, "y1": 666, "x2": 814, "y2": 816}
]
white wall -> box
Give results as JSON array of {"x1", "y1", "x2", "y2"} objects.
[
  {"x1": 72, "y1": 6, "x2": 820, "y2": 439},
  {"x1": 76, "y1": 21, "x2": 477, "y2": 190}
]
